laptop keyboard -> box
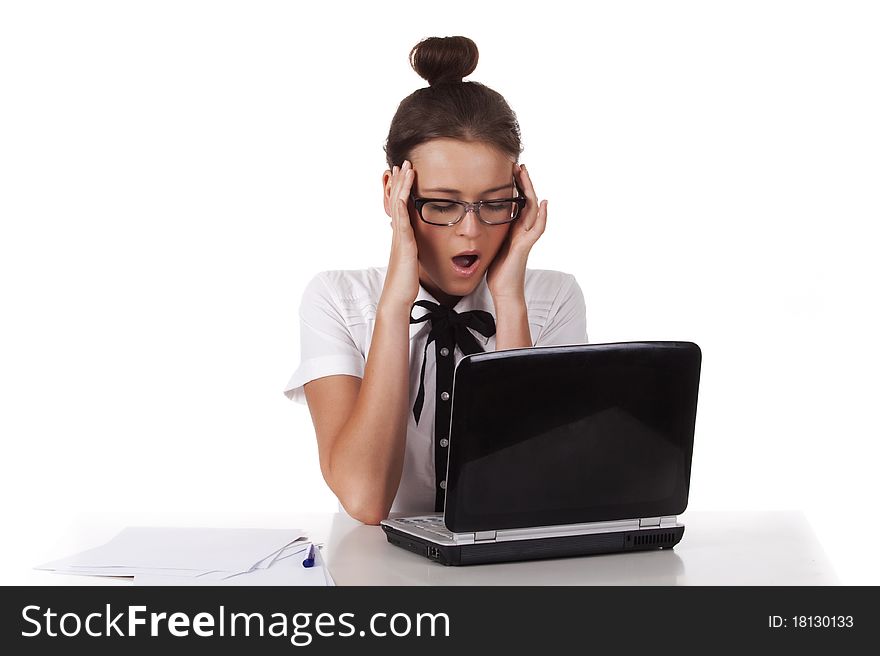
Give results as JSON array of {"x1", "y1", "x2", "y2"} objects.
[{"x1": 395, "y1": 515, "x2": 455, "y2": 539}]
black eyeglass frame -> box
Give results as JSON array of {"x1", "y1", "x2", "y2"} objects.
[{"x1": 408, "y1": 181, "x2": 527, "y2": 226}]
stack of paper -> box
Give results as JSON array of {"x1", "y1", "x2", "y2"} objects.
[{"x1": 35, "y1": 527, "x2": 334, "y2": 586}]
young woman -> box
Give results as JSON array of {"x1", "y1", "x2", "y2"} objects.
[{"x1": 283, "y1": 36, "x2": 588, "y2": 524}]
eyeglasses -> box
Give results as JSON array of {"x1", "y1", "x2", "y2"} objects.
[{"x1": 409, "y1": 183, "x2": 527, "y2": 226}]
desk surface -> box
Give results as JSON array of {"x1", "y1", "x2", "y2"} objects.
[{"x1": 22, "y1": 510, "x2": 838, "y2": 586}]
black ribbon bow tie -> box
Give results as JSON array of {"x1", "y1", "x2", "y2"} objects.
[{"x1": 409, "y1": 300, "x2": 497, "y2": 425}]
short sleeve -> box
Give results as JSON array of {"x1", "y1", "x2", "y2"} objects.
[
  {"x1": 535, "y1": 273, "x2": 589, "y2": 347},
  {"x1": 282, "y1": 273, "x2": 366, "y2": 405}
]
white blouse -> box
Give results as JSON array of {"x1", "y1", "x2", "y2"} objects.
[{"x1": 283, "y1": 266, "x2": 589, "y2": 515}]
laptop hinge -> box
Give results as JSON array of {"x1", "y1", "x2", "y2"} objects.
[
  {"x1": 474, "y1": 530, "x2": 497, "y2": 542},
  {"x1": 639, "y1": 517, "x2": 661, "y2": 528}
]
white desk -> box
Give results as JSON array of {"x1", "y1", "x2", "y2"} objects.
[{"x1": 22, "y1": 510, "x2": 838, "y2": 585}]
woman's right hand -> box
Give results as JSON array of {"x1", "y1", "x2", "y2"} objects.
[{"x1": 382, "y1": 159, "x2": 420, "y2": 308}]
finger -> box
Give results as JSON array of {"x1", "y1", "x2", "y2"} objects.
[
  {"x1": 394, "y1": 163, "x2": 414, "y2": 231},
  {"x1": 515, "y1": 163, "x2": 539, "y2": 208},
  {"x1": 399, "y1": 163, "x2": 415, "y2": 216},
  {"x1": 536, "y1": 199, "x2": 548, "y2": 232},
  {"x1": 391, "y1": 161, "x2": 410, "y2": 205},
  {"x1": 389, "y1": 165, "x2": 400, "y2": 229},
  {"x1": 516, "y1": 164, "x2": 538, "y2": 201},
  {"x1": 397, "y1": 160, "x2": 413, "y2": 202},
  {"x1": 390, "y1": 163, "x2": 404, "y2": 205},
  {"x1": 389, "y1": 165, "x2": 404, "y2": 232},
  {"x1": 522, "y1": 199, "x2": 547, "y2": 233},
  {"x1": 389, "y1": 165, "x2": 400, "y2": 211}
]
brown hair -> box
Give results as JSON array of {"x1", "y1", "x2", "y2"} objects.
[{"x1": 383, "y1": 36, "x2": 523, "y2": 170}]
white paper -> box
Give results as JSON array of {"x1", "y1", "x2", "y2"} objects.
[
  {"x1": 53, "y1": 526, "x2": 305, "y2": 572},
  {"x1": 316, "y1": 546, "x2": 335, "y2": 586},
  {"x1": 134, "y1": 544, "x2": 328, "y2": 586},
  {"x1": 250, "y1": 539, "x2": 310, "y2": 571},
  {"x1": 273, "y1": 543, "x2": 313, "y2": 563},
  {"x1": 129, "y1": 543, "x2": 316, "y2": 582},
  {"x1": 50, "y1": 566, "x2": 211, "y2": 578},
  {"x1": 33, "y1": 526, "x2": 326, "y2": 585}
]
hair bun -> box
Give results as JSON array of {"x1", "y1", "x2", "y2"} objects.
[{"x1": 409, "y1": 35, "x2": 479, "y2": 86}]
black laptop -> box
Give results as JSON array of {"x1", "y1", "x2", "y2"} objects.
[{"x1": 381, "y1": 341, "x2": 702, "y2": 566}]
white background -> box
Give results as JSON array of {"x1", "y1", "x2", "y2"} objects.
[{"x1": 1, "y1": 1, "x2": 877, "y2": 585}]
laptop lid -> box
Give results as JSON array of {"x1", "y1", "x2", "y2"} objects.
[{"x1": 443, "y1": 341, "x2": 701, "y2": 534}]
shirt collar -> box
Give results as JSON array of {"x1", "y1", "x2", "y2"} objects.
[{"x1": 404, "y1": 271, "x2": 495, "y2": 345}]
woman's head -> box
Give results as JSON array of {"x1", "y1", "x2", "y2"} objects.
[{"x1": 382, "y1": 36, "x2": 524, "y2": 306}]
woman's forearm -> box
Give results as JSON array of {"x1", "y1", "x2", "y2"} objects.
[
  {"x1": 494, "y1": 295, "x2": 532, "y2": 350},
  {"x1": 325, "y1": 297, "x2": 413, "y2": 524},
  {"x1": 326, "y1": 293, "x2": 532, "y2": 523}
]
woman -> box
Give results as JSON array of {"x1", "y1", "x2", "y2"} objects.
[{"x1": 283, "y1": 36, "x2": 588, "y2": 524}]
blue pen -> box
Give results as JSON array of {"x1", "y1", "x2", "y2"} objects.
[{"x1": 302, "y1": 544, "x2": 316, "y2": 568}]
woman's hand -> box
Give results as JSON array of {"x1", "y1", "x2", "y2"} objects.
[
  {"x1": 381, "y1": 160, "x2": 421, "y2": 309},
  {"x1": 486, "y1": 163, "x2": 547, "y2": 302}
]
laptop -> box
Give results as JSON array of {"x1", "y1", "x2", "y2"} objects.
[{"x1": 381, "y1": 341, "x2": 701, "y2": 566}]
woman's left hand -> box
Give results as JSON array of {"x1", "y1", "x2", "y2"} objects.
[{"x1": 486, "y1": 163, "x2": 547, "y2": 302}]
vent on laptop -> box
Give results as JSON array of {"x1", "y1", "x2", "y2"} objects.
[{"x1": 630, "y1": 531, "x2": 677, "y2": 547}]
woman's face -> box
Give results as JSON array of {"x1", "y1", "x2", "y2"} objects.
[{"x1": 383, "y1": 138, "x2": 516, "y2": 307}]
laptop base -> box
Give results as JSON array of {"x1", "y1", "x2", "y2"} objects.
[{"x1": 381, "y1": 524, "x2": 685, "y2": 566}]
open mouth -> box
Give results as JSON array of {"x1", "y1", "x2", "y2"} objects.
[
  {"x1": 451, "y1": 253, "x2": 481, "y2": 277},
  {"x1": 452, "y1": 254, "x2": 479, "y2": 269}
]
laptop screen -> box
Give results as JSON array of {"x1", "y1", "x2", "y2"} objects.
[{"x1": 444, "y1": 342, "x2": 701, "y2": 533}]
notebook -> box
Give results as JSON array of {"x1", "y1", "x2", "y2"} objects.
[{"x1": 380, "y1": 341, "x2": 702, "y2": 566}]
